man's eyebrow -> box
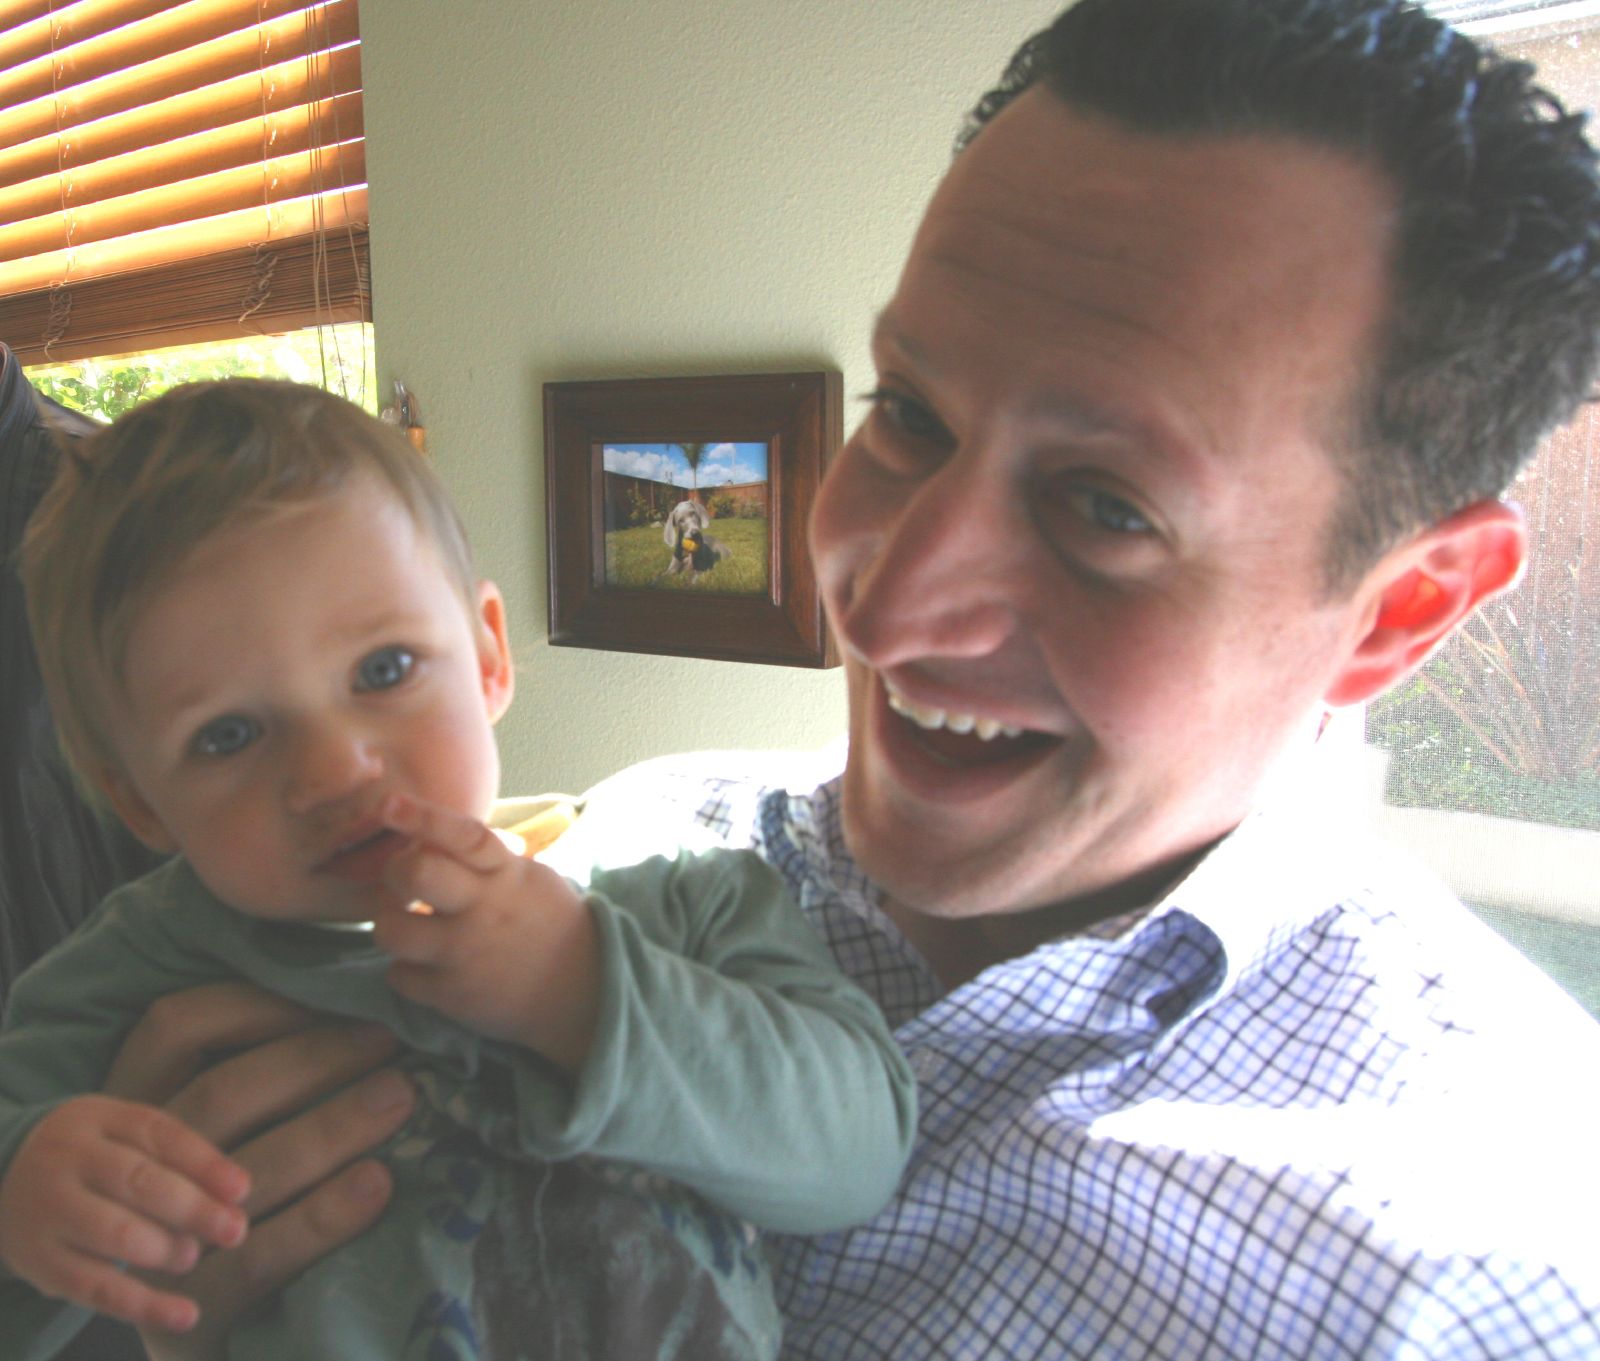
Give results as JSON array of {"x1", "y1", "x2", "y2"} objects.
[
  {"x1": 869, "y1": 311, "x2": 915, "y2": 367},
  {"x1": 870, "y1": 309, "x2": 1215, "y2": 493},
  {"x1": 872, "y1": 309, "x2": 1128, "y2": 439}
]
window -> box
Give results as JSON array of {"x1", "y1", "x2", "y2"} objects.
[
  {"x1": 0, "y1": 0, "x2": 367, "y2": 366},
  {"x1": 1367, "y1": 3, "x2": 1600, "y2": 1016},
  {"x1": 24, "y1": 322, "x2": 375, "y2": 420}
]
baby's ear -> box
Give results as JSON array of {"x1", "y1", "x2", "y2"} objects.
[
  {"x1": 95, "y1": 766, "x2": 179, "y2": 854},
  {"x1": 475, "y1": 580, "x2": 515, "y2": 723}
]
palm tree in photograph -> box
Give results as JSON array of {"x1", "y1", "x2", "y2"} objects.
[{"x1": 677, "y1": 441, "x2": 709, "y2": 497}]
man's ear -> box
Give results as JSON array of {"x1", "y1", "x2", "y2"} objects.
[
  {"x1": 94, "y1": 766, "x2": 179, "y2": 854},
  {"x1": 475, "y1": 580, "x2": 515, "y2": 724},
  {"x1": 1325, "y1": 499, "x2": 1526, "y2": 708}
]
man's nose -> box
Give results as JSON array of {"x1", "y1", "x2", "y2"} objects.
[
  {"x1": 282, "y1": 721, "x2": 383, "y2": 816},
  {"x1": 833, "y1": 455, "x2": 1028, "y2": 668}
]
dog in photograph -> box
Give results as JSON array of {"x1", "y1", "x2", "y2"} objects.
[{"x1": 658, "y1": 499, "x2": 732, "y2": 584}]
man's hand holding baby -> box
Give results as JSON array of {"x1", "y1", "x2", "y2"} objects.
[
  {"x1": 0, "y1": 1093, "x2": 248, "y2": 1333},
  {"x1": 373, "y1": 794, "x2": 601, "y2": 1074}
]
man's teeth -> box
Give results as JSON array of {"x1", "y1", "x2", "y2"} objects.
[{"x1": 886, "y1": 689, "x2": 1021, "y2": 740}]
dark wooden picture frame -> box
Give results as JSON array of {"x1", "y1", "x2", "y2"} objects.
[{"x1": 544, "y1": 371, "x2": 842, "y2": 667}]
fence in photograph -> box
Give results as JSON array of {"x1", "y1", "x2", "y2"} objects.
[{"x1": 601, "y1": 472, "x2": 768, "y2": 529}]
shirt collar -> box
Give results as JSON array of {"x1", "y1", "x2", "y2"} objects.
[{"x1": 1145, "y1": 738, "x2": 1375, "y2": 1000}]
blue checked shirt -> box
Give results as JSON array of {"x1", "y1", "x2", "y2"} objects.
[{"x1": 577, "y1": 747, "x2": 1600, "y2": 1359}]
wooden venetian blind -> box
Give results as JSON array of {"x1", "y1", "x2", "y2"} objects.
[
  {"x1": 1425, "y1": 0, "x2": 1600, "y2": 33},
  {"x1": 0, "y1": 0, "x2": 367, "y2": 365}
]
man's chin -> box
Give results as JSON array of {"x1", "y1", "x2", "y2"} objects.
[
  {"x1": 844, "y1": 718, "x2": 1036, "y2": 878},
  {"x1": 840, "y1": 775, "x2": 1121, "y2": 930},
  {"x1": 841, "y1": 792, "x2": 993, "y2": 918}
]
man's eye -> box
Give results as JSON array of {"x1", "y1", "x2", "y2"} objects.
[
  {"x1": 1067, "y1": 487, "x2": 1153, "y2": 535},
  {"x1": 193, "y1": 715, "x2": 259, "y2": 758},
  {"x1": 864, "y1": 388, "x2": 952, "y2": 446},
  {"x1": 355, "y1": 646, "x2": 415, "y2": 692}
]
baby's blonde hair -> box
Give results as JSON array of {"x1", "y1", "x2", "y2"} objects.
[{"x1": 21, "y1": 377, "x2": 477, "y2": 786}]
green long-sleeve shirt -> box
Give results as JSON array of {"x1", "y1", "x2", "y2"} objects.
[{"x1": 0, "y1": 830, "x2": 915, "y2": 1361}]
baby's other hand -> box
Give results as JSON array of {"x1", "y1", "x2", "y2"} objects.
[{"x1": 0, "y1": 1094, "x2": 249, "y2": 1333}]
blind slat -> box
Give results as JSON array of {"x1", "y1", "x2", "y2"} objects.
[
  {"x1": 1424, "y1": 0, "x2": 1600, "y2": 30},
  {"x1": 0, "y1": 103, "x2": 363, "y2": 229},
  {"x1": 0, "y1": 50, "x2": 362, "y2": 194},
  {"x1": 0, "y1": 140, "x2": 365, "y2": 265},
  {"x1": 0, "y1": 2, "x2": 358, "y2": 148},
  {"x1": 0, "y1": 0, "x2": 178, "y2": 73},
  {"x1": 0, "y1": 226, "x2": 369, "y2": 365},
  {"x1": 0, "y1": 191, "x2": 367, "y2": 303},
  {"x1": 0, "y1": 0, "x2": 368, "y2": 360}
]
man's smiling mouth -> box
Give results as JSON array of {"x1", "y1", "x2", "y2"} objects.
[
  {"x1": 886, "y1": 688, "x2": 1024, "y2": 742},
  {"x1": 882, "y1": 676, "x2": 1052, "y2": 766}
]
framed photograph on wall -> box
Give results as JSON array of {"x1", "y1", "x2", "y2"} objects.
[{"x1": 544, "y1": 370, "x2": 842, "y2": 667}]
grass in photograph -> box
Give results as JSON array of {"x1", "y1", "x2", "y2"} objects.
[{"x1": 604, "y1": 517, "x2": 769, "y2": 594}]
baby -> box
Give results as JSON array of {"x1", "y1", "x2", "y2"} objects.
[{"x1": 0, "y1": 379, "x2": 914, "y2": 1361}]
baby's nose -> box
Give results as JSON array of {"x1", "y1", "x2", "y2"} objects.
[{"x1": 283, "y1": 724, "x2": 383, "y2": 814}]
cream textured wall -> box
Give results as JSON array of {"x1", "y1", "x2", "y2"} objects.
[{"x1": 359, "y1": 0, "x2": 1060, "y2": 795}]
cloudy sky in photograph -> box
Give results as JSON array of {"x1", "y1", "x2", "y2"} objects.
[{"x1": 602, "y1": 441, "x2": 768, "y2": 487}]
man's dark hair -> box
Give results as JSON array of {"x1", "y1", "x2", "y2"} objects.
[{"x1": 961, "y1": 0, "x2": 1600, "y2": 588}]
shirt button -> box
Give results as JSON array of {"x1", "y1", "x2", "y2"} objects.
[{"x1": 909, "y1": 1048, "x2": 944, "y2": 1081}]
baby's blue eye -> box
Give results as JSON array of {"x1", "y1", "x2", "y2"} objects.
[
  {"x1": 193, "y1": 715, "x2": 259, "y2": 758},
  {"x1": 356, "y1": 646, "x2": 415, "y2": 692}
]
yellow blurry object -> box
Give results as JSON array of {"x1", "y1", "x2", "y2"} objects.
[{"x1": 496, "y1": 794, "x2": 582, "y2": 857}]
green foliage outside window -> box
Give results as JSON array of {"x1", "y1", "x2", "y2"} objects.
[
  {"x1": 25, "y1": 325, "x2": 376, "y2": 424},
  {"x1": 1366, "y1": 412, "x2": 1598, "y2": 833},
  {"x1": 1367, "y1": 659, "x2": 1599, "y2": 832}
]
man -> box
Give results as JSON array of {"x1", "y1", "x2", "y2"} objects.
[
  {"x1": 9, "y1": 0, "x2": 1600, "y2": 1356},
  {"x1": 0, "y1": 343, "x2": 166, "y2": 1006},
  {"x1": 0, "y1": 343, "x2": 181, "y2": 1361}
]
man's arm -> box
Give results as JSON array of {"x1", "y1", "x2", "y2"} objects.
[
  {"x1": 0, "y1": 965, "x2": 413, "y2": 1361},
  {"x1": 103, "y1": 984, "x2": 414, "y2": 1361}
]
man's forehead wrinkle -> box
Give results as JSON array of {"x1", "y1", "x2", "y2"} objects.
[
  {"x1": 927, "y1": 186, "x2": 1188, "y2": 280},
  {"x1": 919, "y1": 168, "x2": 1218, "y2": 353},
  {"x1": 905, "y1": 218, "x2": 1183, "y2": 370}
]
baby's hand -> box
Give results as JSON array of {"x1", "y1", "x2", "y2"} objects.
[
  {"x1": 0, "y1": 1094, "x2": 249, "y2": 1333},
  {"x1": 372, "y1": 795, "x2": 600, "y2": 1071}
]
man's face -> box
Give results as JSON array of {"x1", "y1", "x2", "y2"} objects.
[
  {"x1": 101, "y1": 474, "x2": 512, "y2": 923},
  {"x1": 810, "y1": 89, "x2": 1400, "y2": 923}
]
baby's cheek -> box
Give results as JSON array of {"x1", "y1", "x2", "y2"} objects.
[{"x1": 408, "y1": 711, "x2": 500, "y2": 819}]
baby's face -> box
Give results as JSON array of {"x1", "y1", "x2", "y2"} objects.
[{"x1": 98, "y1": 473, "x2": 512, "y2": 923}]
